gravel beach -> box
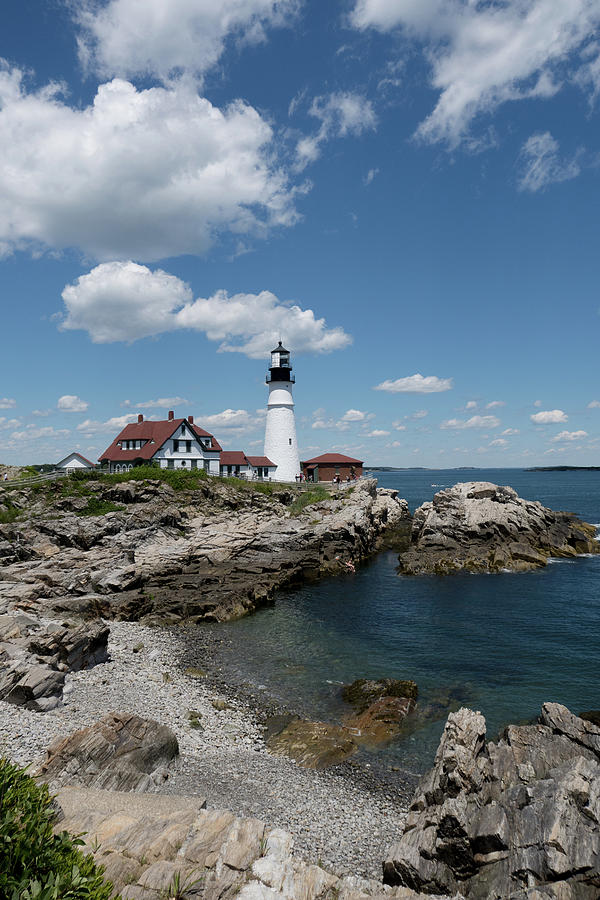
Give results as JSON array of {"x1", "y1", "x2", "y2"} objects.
[{"x1": 0, "y1": 619, "x2": 410, "y2": 880}]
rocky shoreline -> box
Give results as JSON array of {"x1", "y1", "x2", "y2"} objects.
[
  {"x1": 0, "y1": 475, "x2": 410, "y2": 624},
  {"x1": 0, "y1": 616, "x2": 411, "y2": 881}
]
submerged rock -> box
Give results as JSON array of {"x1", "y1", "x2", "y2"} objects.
[
  {"x1": 342, "y1": 678, "x2": 419, "y2": 745},
  {"x1": 384, "y1": 702, "x2": 600, "y2": 898},
  {"x1": 398, "y1": 481, "x2": 599, "y2": 575},
  {"x1": 266, "y1": 717, "x2": 358, "y2": 768}
]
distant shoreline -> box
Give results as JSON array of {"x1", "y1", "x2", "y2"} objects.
[{"x1": 525, "y1": 466, "x2": 600, "y2": 472}]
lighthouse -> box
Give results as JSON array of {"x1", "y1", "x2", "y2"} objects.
[{"x1": 264, "y1": 342, "x2": 301, "y2": 482}]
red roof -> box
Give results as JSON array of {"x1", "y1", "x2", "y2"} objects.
[
  {"x1": 220, "y1": 451, "x2": 248, "y2": 466},
  {"x1": 99, "y1": 417, "x2": 221, "y2": 462},
  {"x1": 301, "y1": 453, "x2": 364, "y2": 465},
  {"x1": 246, "y1": 456, "x2": 276, "y2": 468}
]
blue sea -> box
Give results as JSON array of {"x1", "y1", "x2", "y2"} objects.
[{"x1": 195, "y1": 469, "x2": 600, "y2": 774}]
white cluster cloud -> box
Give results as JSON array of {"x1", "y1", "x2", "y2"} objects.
[
  {"x1": 0, "y1": 398, "x2": 16, "y2": 409},
  {"x1": 364, "y1": 167, "x2": 379, "y2": 185},
  {"x1": 295, "y1": 92, "x2": 377, "y2": 170},
  {"x1": 340, "y1": 409, "x2": 371, "y2": 422},
  {"x1": 0, "y1": 418, "x2": 20, "y2": 430},
  {"x1": 368, "y1": 429, "x2": 390, "y2": 437},
  {"x1": 0, "y1": 70, "x2": 296, "y2": 261},
  {"x1": 502, "y1": 427, "x2": 520, "y2": 435},
  {"x1": 486, "y1": 400, "x2": 505, "y2": 409},
  {"x1": 61, "y1": 262, "x2": 352, "y2": 358},
  {"x1": 551, "y1": 430, "x2": 588, "y2": 442},
  {"x1": 10, "y1": 425, "x2": 69, "y2": 441},
  {"x1": 57, "y1": 395, "x2": 89, "y2": 413},
  {"x1": 350, "y1": 0, "x2": 600, "y2": 147},
  {"x1": 75, "y1": 0, "x2": 298, "y2": 83},
  {"x1": 465, "y1": 400, "x2": 478, "y2": 409},
  {"x1": 518, "y1": 132, "x2": 581, "y2": 192},
  {"x1": 441, "y1": 415, "x2": 501, "y2": 430},
  {"x1": 77, "y1": 415, "x2": 139, "y2": 435},
  {"x1": 198, "y1": 409, "x2": 265, "y2": 432},
  {"x1": 311, "y1": 409, "x2": 374, "y2": 431},
  {"x1": 374, "y1": 374, "x2": 452, "y2": 393},
  {"x1": 490, "y1": 438, "x2": 508, "y2": 447},
  {"x1": 531, "y1": 409, "x2": 568, "y2": 424},
  {"x1": 588, "y1": 400, "x2": 600, "y2": 408}
]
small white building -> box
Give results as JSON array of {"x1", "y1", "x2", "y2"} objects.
[
  {"x1": 56, "y1": 452, "x2": 96, "y2": 473},
  {"x1": 99, "y1": 411, "x2": 222, "y2": 474}
]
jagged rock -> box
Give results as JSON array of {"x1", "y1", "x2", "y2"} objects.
[
  {"x1": 398, "y1": 482, "x2": 599, "y2": 575},
  {"x1": 38, "y1": 712, "x2": 179, "y2": 791},
  {"x1": 0, "y1": 617, "x2": 109, "y2": 711},
  {"x1": 383, "y1": 703, "x2": 600, "y2": 898},
  {"x1": 0, "y1": 661, "x2": 65, "y2": 711},
  {"x1": 28, "y1": 620, "x2": 109, "y2": 670}
]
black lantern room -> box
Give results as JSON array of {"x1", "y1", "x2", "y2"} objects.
[{"x1": 266, "y1": 341, "x2": 295, "y2": 383}]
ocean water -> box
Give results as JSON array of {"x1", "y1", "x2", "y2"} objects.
[{"x1": 193, "y1": 469, "x2": 600, "y2": 774}]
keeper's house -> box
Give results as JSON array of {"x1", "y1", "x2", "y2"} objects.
[
  {"x1": 99, "y1": 411, "x2": 222, "y2": 474},
  {"x1": 301, "y1": 453, "x2": 363, "y2": 483}
]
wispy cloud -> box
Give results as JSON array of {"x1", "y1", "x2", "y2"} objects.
[{"x1": 518, "y1": 132, "x2": 581, "y2": 193}]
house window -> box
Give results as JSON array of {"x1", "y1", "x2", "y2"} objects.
[
  {"x1": 174, "y1": 440, "x2": 179, "y2": 452},
  {"x1": 185, "y1": 440, "x2": 191, "y2": 453},
  {"x1": 167, "y1": 459, "x2": 174, "y2": 469},
  {"x1": 181, "y1": 425, "x2": 185, "y2": 435}
]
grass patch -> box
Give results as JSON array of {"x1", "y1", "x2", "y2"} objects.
[
  {"x1": 76, "y1": 497, "x2": 126, "y2": 516},
  {"x1": 0, "y1": 757, "x2": 115, "y2": 899},
  {"x1": 288, "y1": 486, "x2": 330, "y2": 516}
]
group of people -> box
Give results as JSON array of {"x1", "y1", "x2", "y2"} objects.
[{"x1": 332, "y1": 472, "x2": 357, "y2": 485}]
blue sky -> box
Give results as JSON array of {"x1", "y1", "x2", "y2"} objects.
[{"x1": 1, "y1": 0, "x2": 599, "y2": 467}]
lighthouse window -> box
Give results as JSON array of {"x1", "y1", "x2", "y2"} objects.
[{"x1": 289, "y1": 438, "x2": 292, "y2": 445}]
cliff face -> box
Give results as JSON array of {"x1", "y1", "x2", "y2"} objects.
[
  {"x1": 0, "y1": 477, "x2": 410, "y2": 624},
  {"x1": 384, "y1": 703, "x2": 600, "y2": 898},
  {"x1": 398, "y1": 481, "x2": 599, "y2": 575}
]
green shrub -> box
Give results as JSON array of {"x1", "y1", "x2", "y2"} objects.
[
  {"x1": 0, "y1": 758, "x2": 116, "y2": 899},
  {"x1": 76, "y1": 497, "x2": 125, "y2": 517},
  {"x1": 0, "y1": 500, "x2": 20, "y2": 524}
]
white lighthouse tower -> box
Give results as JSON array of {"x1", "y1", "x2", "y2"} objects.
[{"x1": 264, "y1": 342, "x2": 300, "y2": 482}]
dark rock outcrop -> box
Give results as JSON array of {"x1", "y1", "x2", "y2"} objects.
[
  {"x1": 398, "y1": 481, "x2": 599, "y2": 575},
  {"x1": 38, "y1": 712, "x2": 179, "y2": 792},
  {"x1": 0, "y1": 617, "x2": 109, "y2": 711},
  {"x1": 384, "y1": 703, "x2": 600, "y2": 898}
]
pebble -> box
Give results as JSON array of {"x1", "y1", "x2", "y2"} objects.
[{"x1": 0, "y1": 619, "x2": 409, "y2": 880}]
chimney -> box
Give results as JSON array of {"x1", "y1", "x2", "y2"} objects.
[
  {"x1": 168, "y1": 410, "x2": 174, "y2": 421},
  {"x1": 188, "y1": 415, "x2": 194, "y2": 424},
  {"x1": 137, "y1": 414, "x2": 143, "y2": 423}
]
